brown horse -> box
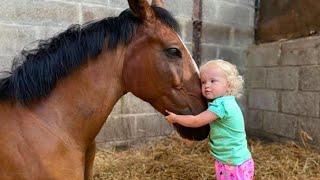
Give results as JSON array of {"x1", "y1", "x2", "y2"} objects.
[{"x1": 0, "y1": 0, "x2": 209, "y2": 179}]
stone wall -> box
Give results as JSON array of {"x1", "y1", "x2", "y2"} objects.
[
  {"x1": 246, "y1": 35, "x2": 320, "y2": 148},
  {"x1": 0, "y1": 0, "x2": 256, "y2": 146}
]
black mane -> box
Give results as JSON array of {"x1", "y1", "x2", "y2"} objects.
[{"x1": 0, "y1": 6, "x2": 180, "y2": 104}]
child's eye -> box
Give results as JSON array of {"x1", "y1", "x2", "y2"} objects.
[
  {"x1": 201, "y1": 81, "x2": 205, "y2": 84},
  {"x1": 211, "y1": 80, "x2": 215, "y2": 83}
]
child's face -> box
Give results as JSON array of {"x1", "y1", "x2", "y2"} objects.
[{"x1": 200, "y1": 65, "x2": 229, "y2": 100}]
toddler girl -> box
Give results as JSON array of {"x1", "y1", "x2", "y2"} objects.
[{"x1": 165, "y1": 59, "x2": 254, "y2": 180}]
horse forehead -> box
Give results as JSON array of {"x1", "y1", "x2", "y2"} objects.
[
  {"x1": 143, "y1": 20, "x2": 175, "y2": 37},
  {"x1": 156, "y1": 25, "x2": 176, "y2": 37},
  {"x1": 175, "y1": 32, "x2": 200, "y2": 75}
]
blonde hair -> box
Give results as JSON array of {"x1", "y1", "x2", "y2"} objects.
[{"x1": 200, "y1": 59, "x2": 244, "y2": 98}]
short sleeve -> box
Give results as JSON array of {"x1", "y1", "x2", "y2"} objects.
[{"x1": 207, "y1": 98, "x2": 226, "y2": 119}]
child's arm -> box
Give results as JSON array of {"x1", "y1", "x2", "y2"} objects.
[{"x1": 165, "y1": 110, "x2": 218, "y2": 128}]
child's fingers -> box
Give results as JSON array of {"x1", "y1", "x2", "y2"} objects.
[
  {"x1": 164, "y1": 110, "x2": 176, "y2": 124},
  {"x1": 164, "y1": 114, "x2": 173, "y2": 123},
  {"x1": 166, "y1": 117, "x2": 173, "y2": 124},
  {"x1": 165, "y1": 110, "x2": 171, "y2": 114}
]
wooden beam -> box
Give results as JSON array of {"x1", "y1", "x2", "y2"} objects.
[{"x1": 192, "y1": 0, "x2": 202, "y2": 66}]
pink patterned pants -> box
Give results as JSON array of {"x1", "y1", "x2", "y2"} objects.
[{"x1": 214, "y1": 158, "x2": 254, "y2": 180}]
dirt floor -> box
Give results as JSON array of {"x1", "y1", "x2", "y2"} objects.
[{"x1": 93, "y1": 134, "x2": 320, "y2": 180}]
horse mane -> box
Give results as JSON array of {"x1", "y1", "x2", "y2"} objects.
[{"x1": 0, "y1": 6, "x2": 180, "y2": 104}]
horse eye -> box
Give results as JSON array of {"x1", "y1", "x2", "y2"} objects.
[{"x1": 164, "y1": 48, "x2": 182, "y2": 59}]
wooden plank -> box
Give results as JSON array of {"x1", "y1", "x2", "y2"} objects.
[{"x1": 256, "y1": 0, "x2": 320, "y2": 43}]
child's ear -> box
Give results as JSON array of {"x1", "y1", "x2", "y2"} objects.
[{"x1": 227, "y1": 82, "x2": 232, "y2": 94}]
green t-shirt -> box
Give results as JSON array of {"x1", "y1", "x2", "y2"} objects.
[{"x1": 208, "y1": 96, "x2": 251, "y2": 165}]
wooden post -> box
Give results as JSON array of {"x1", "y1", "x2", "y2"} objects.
[{"x1": 192, "y1": 0, "x2": 202, "y2": 67}]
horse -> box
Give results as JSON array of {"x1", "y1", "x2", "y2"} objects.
[{"x1": 0, "y1": 0, "x2": 209, "y2": 179}]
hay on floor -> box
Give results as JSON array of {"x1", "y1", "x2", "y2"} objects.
[{"x1": 93, "y1": 134, "x2": 320, "y2": 180}]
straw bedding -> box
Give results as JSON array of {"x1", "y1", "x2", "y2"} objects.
[{"x1": 93, "y1": 134, "x2": 320, "y2": 180}]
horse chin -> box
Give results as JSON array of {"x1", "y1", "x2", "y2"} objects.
[
  {"x1": 171, "y1": 99, "x2": 210, "y2": 141},
  {"x1": 173, "y1": 123, "x2": 210, "y2": 141}
]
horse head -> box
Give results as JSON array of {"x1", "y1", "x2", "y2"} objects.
[{"x1": 123, "y1": 0, "x2": 210, "y2": 140}]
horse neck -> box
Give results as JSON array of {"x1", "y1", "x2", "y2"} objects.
[{"x1": 25, "y1": 47, "x2": 127, "y2": 149}]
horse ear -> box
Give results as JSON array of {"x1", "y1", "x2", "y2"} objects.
[
  {"x1": 128, "y1": 0, "x2": 155, "y2": 21},
  {"x1": 151, "y1": 0, "x2": 164, "y2": 7}
]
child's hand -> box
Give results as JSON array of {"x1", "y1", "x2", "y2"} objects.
[{"x1": 165, "y1": 110, "x2": 177, "y2": 124}]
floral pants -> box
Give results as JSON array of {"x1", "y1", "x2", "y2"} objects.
[{"x1": 214, "y1": 158, "x2": 254, "y2": 180}]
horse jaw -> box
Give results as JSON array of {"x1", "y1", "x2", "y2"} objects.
[{"x1": 173, "y1": 124, "x2": 210, "y2": 141}]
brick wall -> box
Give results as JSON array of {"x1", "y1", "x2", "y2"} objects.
[
  {"x1": 0, "y1": 0, "x2": 255, "y2": 146},
  {"x1": 246, "y1": 36, "x2": 320, "y2": 148}
]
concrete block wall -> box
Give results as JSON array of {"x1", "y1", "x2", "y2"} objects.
[
  {"x1": 0, "y1": 0, "x2": 122, "y2": 72},
  {"x1": 246, "y1": 35, "x2": 320, "y2": 148},
  {"x1": 201, "y1": 0, "x2": 255, "y2": 73}
]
